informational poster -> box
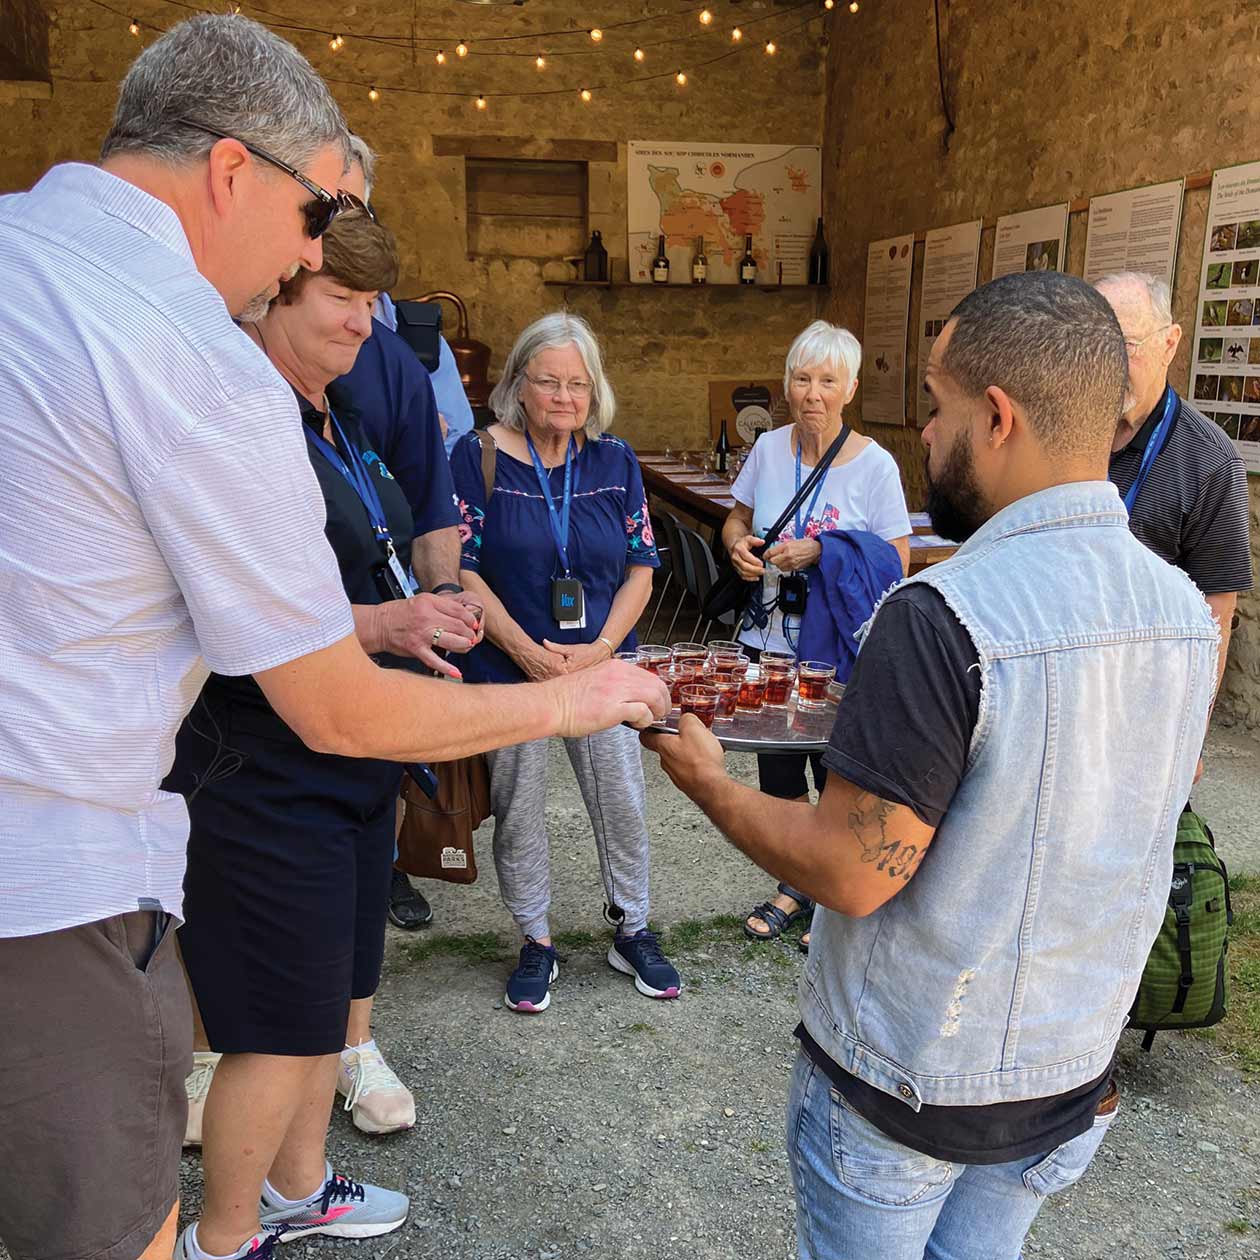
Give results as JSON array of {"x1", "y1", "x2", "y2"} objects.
[
  {"x1": 862, "y1": 234, "x2": 914, "y2": 426},
  {"x1": 992, "y1": 203, "x2": 1070, "y2": 279},
  {"x1": 915, "y1": 220, "x2": 982, "y2": 425},
  {"x1": 1083, "y1": 178, "x2": 1185, "y2": 288},
  {"x1": 1191, "y1": 161, "x2": 1260, "y2": 474}
]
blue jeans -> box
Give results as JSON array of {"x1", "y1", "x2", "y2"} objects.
[{"x1": 785, "y1": 1050, "x2": 1116, "y2": 1260}]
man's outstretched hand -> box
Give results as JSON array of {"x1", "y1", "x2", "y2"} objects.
[{"x1": 641, "y1": 713, "x2": 727, "y2": 799}]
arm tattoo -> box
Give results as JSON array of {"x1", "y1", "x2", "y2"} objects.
[{"x1": 847, "y1": 792, "x2": 928, "y2": 882}]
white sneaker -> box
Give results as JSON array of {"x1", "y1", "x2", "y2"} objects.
[
  {"x1": 174, "y1": 1223, "x2": 276, "y2": 1260},
  {"x1": 336, "y1": 1043, "x2": 416, "y2": 1135},
  {"x1": 260, "y1": 1166, "x2": 408, "y2": 1240},
  {"x1": 183, "y1": 1051, "x2": 221, "y2": 1147}
]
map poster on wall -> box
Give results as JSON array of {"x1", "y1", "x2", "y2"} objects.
[
  {"x1": 1191, "y1": 161, "x2": 1260, "y2": 474},
  {"x1": 915, "y1": 220, "x2": 982, "y2": 426},
  {"x1": 862, "y1": 235, "x2": 914, "y2": 427},
  {"x1": 992, "y1": 203, "x2": 1070, "y2": 279},
  {"x1": 1082, "y1": 178, "x2": 1185, "y2": 288},
  {"x1": 627, "y1": 142, "x2": 822, "y2": 285}
]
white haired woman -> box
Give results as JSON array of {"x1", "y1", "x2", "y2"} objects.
[
  {"x1": 724, "y1": 319, "x2": 911, "y2": 950},
  {"x1": 449, "y1": 312, "x2": 679, "y2": 1012}
]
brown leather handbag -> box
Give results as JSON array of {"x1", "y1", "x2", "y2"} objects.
[{"x1": 394, "y1": 432, "x2": 499, "y2": 884}]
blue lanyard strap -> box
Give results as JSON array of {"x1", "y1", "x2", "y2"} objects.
[
  {"x1": 305, "y1": 409, "x2": 392, "y2": 545},
  {"x1": 1123, "y1": 386, "x2": 1176, "y2": 514},
  {"x1": 526, "y1": 433, "x2": 580, "y2": 575},
  {"x1": 794, "y1": 437, "x2": 830, "y2": 539}
]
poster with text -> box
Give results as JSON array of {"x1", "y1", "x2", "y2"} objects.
[
  {"x1": 992, "y1": 203, "x2": 1070, "y2": 279},
  {"x1": 862, "y1": 234, "x2": 914, "y2": 426},
  {"x1": 1191, "y1": 161, "x2": 1260, "y2": 474},
  {"x1": 1083, "y1": 178, "x2": 1185, "y2": 288},
  {"x1": 916, "y1": 220, "x2": 982, "y2": 425}
]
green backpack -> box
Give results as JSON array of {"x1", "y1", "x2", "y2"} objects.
[{"x1": 1130, "y1": 807, "x2": 1233, "y2": 1051}]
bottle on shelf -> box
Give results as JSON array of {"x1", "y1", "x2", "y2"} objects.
[
  {"x1": 652, "y1": 234, "x2": 670, "y2": 284},
  {"x1": 808, "y1": 218, "x2": 829, "y2": 286},
  {"x1": 714, "y1": 417, "x2": 731, "y2": 475},
  {"x1": 691, "y1": 235, "x2": 708, "y2": 285},
  {"x1": 739, "y1": 235, "x2": 758, "y2": 286},
  {"x1": 583, "y1": 229, "x2": 609, "y2": 283}
]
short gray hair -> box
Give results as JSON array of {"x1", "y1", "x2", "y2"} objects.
[
  {"x1": 784, "y1": 319, "x2": 862, "y2": 394},
  {"x1": 489, "y1": 312, "x2": 616, "y2": 437},
  {"x1": 1094, "y1": 271, "x2": 1174, "y2": 329},
  {"x1": 348, "y1": 133, "x2": 377, "y2": 201},
  {"x1": 100, "y1": 14, "x2": 350, "y2": 174}
]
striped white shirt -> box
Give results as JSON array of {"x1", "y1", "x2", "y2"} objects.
[{"x1": 0, "y1": 164, "x2": 355, "y2": 938}]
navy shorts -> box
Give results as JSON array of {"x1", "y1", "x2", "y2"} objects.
[{"x1": 169, "y1": 692, "x2": 401, "y2": 1057}]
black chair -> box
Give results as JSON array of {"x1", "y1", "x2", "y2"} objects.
[
  {"x1": 653, "y1": 510, "x2": 695, "y2": 643},
  {"x1": 643, "y1": 510, "x2": 676, "y2": 641},
  {"x1": 675, "y1": 522, "x2": 736, "y2": 644}
]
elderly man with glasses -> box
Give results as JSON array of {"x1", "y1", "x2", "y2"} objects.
[
  {"x1": 0, "y1": 15, "x2": 667, "y2": 1260},
  {"x1": 1095, "y1": 272, "x2": 1252, "y2": 777}
]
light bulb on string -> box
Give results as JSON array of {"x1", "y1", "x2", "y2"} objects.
[
  {"x1": 368, "y1": 86, "x2": 379, "y2": 102},
  {"x1": 456, "y1": 41, "x2": 469, "y2": 57},
  {"x1": 731, "y1": 27, "x2": 743, "y2": 41},
  {"x1": 128, "y1": 17, "x2": 140, "y2": 35},
  {"x1": 675, "y1": 70, "x2": 687, "y2": 85},
  {"x1": 589, "y1": 28, "x2": 603, "y2": 42},
  {"x1": 699, "y1": 9, "x2": 713, "y2": 24},
  {"x1": 535, "y1": 53, "x2": 546, "y2": 69},
  {"x1": 764, "y1": 40, "x2": 777, "y2": 54},
  {"x1": 633, "y1": 47, "x2": 645, "y2": 62},
  {"x1": 328, "y1": 34, "x2": 344, "y2": 51},
  {"x1": 475, "y1": 94, "x2": 487, "y2": 110},
  {"x1": 849, "y1": 1, "x2": 859, "y2": 10},
  {"x1": 824, "y1": 0, "x2": 835, "y2": 9},
  {"x1": 435, "y1": 49, "x2": 447, "y2": 64},
  {"x1": 580, "y1": 87, "x2": 592, "y2": 103}
]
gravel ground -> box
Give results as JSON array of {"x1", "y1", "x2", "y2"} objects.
[{"x1": 161, "y1": 725, "x2": 1260, "y2": 1260}]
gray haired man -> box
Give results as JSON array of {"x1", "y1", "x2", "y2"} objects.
[{"x1": 0, "y1": 15, "x2": 667, "y2": 1260}]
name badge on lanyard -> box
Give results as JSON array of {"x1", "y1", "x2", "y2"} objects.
[
  {"x1": 526, "y1": 432, "x2": 585, "y2": 629},
  {"x1": 306, "y1": 410, "x2": 413, "y2": 601}
]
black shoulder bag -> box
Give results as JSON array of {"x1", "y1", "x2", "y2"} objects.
[{"x1": 701, "y1": 424, "x2": 850, "y2": 623}]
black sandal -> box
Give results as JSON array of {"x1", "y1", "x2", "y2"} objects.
[{"x1": 743, "y1": 890, "x2": 813, "y2": 942}]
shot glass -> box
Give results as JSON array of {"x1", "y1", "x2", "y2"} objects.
[
  {"x1": 706, "y1": 650, "x2": 749, "y2": 681},
  {"x1": 671, "y1": 642, "x2": 709, "y2": 666},
  {"x1": 679, "y1": 683, "x2": 719, "y2": 728},
  {"x1": 636, "y1": 645, "x2": 672, "y2": 674},
  {"x1": 615, "y1": 651, "x2": 641, "y2": 666},
  {"x1": 661, "y1": 662, "x2": 698, "y2": 707},
  {"x1": 797, "y1": 660, "x2": 837, "y2": 708},
  {"x1": 826, "y1": 679, "x2": 847, "y2": 705},
  {"x1": 735, "y1": 665, "x2": 768, "y2": 712},
  {"x1": 762, "y1": 660, "x2": 797, "y2": 708},
  {"x1": 702, "y1": 673, "x2": 740, "y2": 722},
  {"x1": 706, "y1": 639, "x2": 745, "y2": 657}
]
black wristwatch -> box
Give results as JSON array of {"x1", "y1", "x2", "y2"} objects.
[{"x1": 431, "y1": 582, "x2": 464, "y2": 596}]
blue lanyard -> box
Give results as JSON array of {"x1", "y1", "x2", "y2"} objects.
[
  {"x1": 794, "y1": 437, "x2": 830, "y2": 539},
  {"x1": 526, "y1": 433, "x2": 580, "y2": 576},
  {"x1": 1123, "y1": 386, "x2": 1177, "y2": 514},
  {"x1": 305, "y1": 409, "x2": 392, "y2": 546}
]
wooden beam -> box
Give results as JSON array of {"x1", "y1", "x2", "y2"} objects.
[{"x1": 433, "y1": 135, "x2": 618, "y2": 163}]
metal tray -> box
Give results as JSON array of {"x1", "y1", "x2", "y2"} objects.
[{"x1": 645, "y1": 694, "x2": 839, "y2": 753}]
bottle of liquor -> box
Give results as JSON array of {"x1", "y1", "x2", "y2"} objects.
[
  {"x1": 808, "y1": 218, "x2": 829, "y2": 286},
  {"x1": 583, "y1": 229, "x2": 609, "y2": 283},
  {"x1": 652, "y1": 234, "x2": 670, "y2": 284},
  {"x1": 713, "y1": 417, "x2": 731, "y2": 474},
  {"x1": 739, "y1": 235, "x2": 757, "y2": 286},
  {"x1": 691, "y1": 236, "x2": 708, "y2": 285}
]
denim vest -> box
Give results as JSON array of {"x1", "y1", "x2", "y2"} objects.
[{"x1": 799, "y1": 481, "x2": 1218, "y2": 1109}]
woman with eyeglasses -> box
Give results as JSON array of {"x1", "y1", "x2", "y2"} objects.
[
  {"x1": 724, "y1": 320, "x2": 911, "y2": 953},
  {"x1": 449, "y1": 312, "x2": 679, "y2": 1014},
  {"x1": 163, "y1": 210, "x2": 479, "y2": 1260}
]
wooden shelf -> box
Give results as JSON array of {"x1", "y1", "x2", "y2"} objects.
[{"x1": 543, "y1": 278, "x2": 827, "y2": 292}]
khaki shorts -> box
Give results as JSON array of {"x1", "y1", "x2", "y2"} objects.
[{"x1": 0, "y1": 911, "x2": 192, "y2": 1260}]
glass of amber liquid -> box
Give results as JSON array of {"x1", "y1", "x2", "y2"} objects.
[
  {"x1": 762, "y1": 660, "x2": 797, "y2": 707},
  {"x1": 661, "y1": 663, "x2": 698, "y2": 707},
  {"x1": 707, "y1": 651, "x2": 748, "y2": 681},
  {"x1": 679, "y1": 684, "x2": 719, "y2": 728},
  {"x1": 797, "y1": 661, "x2": 836, "y2": 708},
  {"x1": 671, "y1": 642, "x2": 709, "y2": 667},
  {"x1": 700, "y1": 669, "x2": 740, "y2": 721},
  {"x1": 707, "y1": 639, "x2": 744, "y2": 657},
  {"x1": 736, "y1": 665, "x2": 768, "y2": 712},
  {"x1": 636, "y1": 645, "x2": 672, "y2": 673}
]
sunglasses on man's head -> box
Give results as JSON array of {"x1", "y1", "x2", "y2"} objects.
[{"x1": 177, "y1": 119, "x2": 374, "y2": 240}]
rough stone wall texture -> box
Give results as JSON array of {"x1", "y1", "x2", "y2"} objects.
[
  {"x1": 823, "y1": 0, "x2": 1260, "y2": 729},
  {"x1": 0, "y1": 0, "x2": 826, "y2": 452}
]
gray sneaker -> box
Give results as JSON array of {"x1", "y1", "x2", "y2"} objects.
[{"x1": 260, "y1": 1167, "x2": 408, "y2": 1241}]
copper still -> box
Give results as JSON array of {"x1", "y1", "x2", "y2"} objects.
[{"x1": 417, "y1": 291, "x2": 492, "y2": 408}]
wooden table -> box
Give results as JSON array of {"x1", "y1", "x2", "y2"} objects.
[{"x1": 638, "y1": 453, "x2": 958, "y2": 574}]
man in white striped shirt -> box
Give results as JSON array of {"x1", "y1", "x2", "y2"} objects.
[{"x1": 0, "y1": 16, "x2": 667, "y2": 1260}]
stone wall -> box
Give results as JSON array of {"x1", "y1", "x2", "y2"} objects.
[
  {"x1": 1, "y1": 0, "x2": 827, "y2": 452},
  {"x1": 822, "y1": 0, "x2": 1260, "y2": 728}
]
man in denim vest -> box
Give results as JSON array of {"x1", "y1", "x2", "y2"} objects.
[{"x1": 646, "y1": 271, "x2": 1217, "y2": 1259}]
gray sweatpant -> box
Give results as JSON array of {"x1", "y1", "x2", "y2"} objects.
[{"x1": 485, "y1": 723, "x2": 651, "y2": 941}]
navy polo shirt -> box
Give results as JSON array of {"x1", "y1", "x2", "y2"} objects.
[{"x1": 337, "y1": 317, "x2": 461, "y2": 539}]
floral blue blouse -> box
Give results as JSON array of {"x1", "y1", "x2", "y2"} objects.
[{"x1": 450, "y1": 431, "x2": 659, "y2": 683}]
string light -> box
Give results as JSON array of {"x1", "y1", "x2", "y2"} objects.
[
  {"x1": 589, "y1": 28, "x2": 603, "y2": 42},
  {"x1": 368, "y1": 85, "x2": 379, "y2": 101},
  {"x1": 699, "y1": 9, "x2": 713, "y2": 24},
  {"x1": 328, "y1": 34, "x2": 344, "y2": 51},
  {"x1": 580, "y1": 87, "x2": 592, "y2": 102},
  {"x1": 675, "y1": 69, "x2": 687, "y2": 85},
  {"x1": 849, "y1": 1, "x2": 859, "y2": 10},
  {"x1": 731, "y1": 27, "x2": 743, "y2": 41},
  {"x1": 824, "y1": 0, "x2": 834, "y2": 10},
  {"x1": 633, "y1": 47, "x2": 645, "y2": 62},
  {"x1": 455, "y1": 40, "x2": 469, "y2": 57},
  {"x1": 128, "y1": 17, "x2": 140, "y2": 35},
  {"x1": 535, "y1": 53, "x2": 546, "y2": 68},
  {"x1": 764, "y1": 39, "x2": 777, "y2": 54},
  {"x1": 435, "y1": 49, "x2": 447, "y2": 64},
  {"x1": 474, "y1": 94, "x2": 487, "y2": 110}
]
